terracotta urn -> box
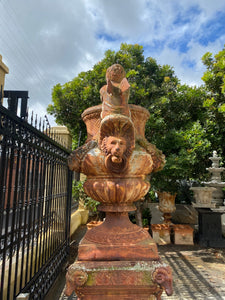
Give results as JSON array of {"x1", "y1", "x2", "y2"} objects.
[
  {"x1": 157, "y1": 191, "x2": 176, "y2": 225},
  {"x1": 66, "y1": 64, "x2": 173, "y2": 299}
]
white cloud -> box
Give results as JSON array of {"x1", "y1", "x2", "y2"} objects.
[{"x1": 1, "y1": 0, "x2": 225, "y2": 126}]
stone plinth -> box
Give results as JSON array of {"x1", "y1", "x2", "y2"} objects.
[
  {"x1": 173, "y1": 225, "x2": 194, "y2": 245},
  {"x1": 197, "y1": 208, "x2": 225, "y2": 247},
  {"x1": 65, "y1": 261, "x2": 172, "y2": 300},
  {"x1": 151, "y1": 224, "x2": 171, "y2": 245}
]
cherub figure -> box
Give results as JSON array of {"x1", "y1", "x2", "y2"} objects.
[{"x1": 100, "y1": 64, "x2": 130, "y2": 119}]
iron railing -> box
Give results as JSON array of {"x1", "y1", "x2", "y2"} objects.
[{"x1": 0, "y1": 102, "x2": 72, "y2": 300}]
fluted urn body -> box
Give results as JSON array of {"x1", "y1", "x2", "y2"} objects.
[{"x1": 80, "y1": 104, "x2": 157, "y2": 211}]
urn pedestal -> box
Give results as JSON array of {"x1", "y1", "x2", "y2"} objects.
[
  {"x1": 191, "y1": 182, "x2": 225, "y2": 247},
  {"x1": 196, "y1": 208, "x2": 225, "y2": 247}
]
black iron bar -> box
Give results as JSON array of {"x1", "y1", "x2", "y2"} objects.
[
  {"x1": 33, "y1": 149, "x2": 43, "y2": 277},
  {"x1": 66, "y1": 168, "x2": 73, "y2": 254},
  {"x1": 43, "y1": 156, "x2": 51, "y2": 265},
  {"x1": 0, "y1": 117, "x2": 8, "y2": 300},
  {"x1": 1, "y1": 132, "x2": 11, "y2": 300},
  {"x1": 29, "y1": 149, "x2": 38, "y2": 281},
  {"x1": 19, "y1": 138, "x2": 29, "y2": 291},
  {"x1": 6, "y1": 121, "x2": 18, "y2": 300},
  {"x1": 14, "y1": 135, "x2": 24, "y2": 298},
  {"x1": 37, "y1": 150, "x2": 47, "y2": 272},
  {"x1": 25, "y1": 141, "x2": 33, "y2": 285},
  {"x1": 11, "y1": 136, "x2": 21, "y2": 298},
  {"x1": 54, "y1": 160, "x2": 61, "y2": 251},
  {"x1": 48, "y1": 157, "x2": 55, "y2": 260}
]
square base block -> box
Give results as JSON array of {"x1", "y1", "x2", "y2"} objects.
[
  {"x1": 173, "y1": 225, "x2": 194, "y2": 245},
  {"x1": 65, "y1": 260, "x2": 173, "y2": 300},
  {"x1": 151, "y1": 224, "x2": 171, "y2": 245}
]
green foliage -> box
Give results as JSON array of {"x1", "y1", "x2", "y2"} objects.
[
  {"x1": 49, "y1": 43, "x2": 225, "y2": 203},
  {"x1": 72, "y1": 180, "x2": 100, "y2": 213},
  {"x1": 201, "y1": 46, "x2": 225, "y2": 161},
  {"x1": 176, "y1": 180, "x2": 196, "y2": 205},
  {"x1": 142, "y1": 207, "x2": 152, "y2": 226},
  {"x1": 148, "y1": 189, "x2": 158, "y2": 203},
  {"x1": 48, "y1": 43, "x2": 178, "y2": 143},
  {"x1": 149, "y1": 84, "x2": 211, "y2": 193}
]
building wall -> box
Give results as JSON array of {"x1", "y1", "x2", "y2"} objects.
[{"x1": 0, "y1": 54, "x2": 9, "y2": 104}]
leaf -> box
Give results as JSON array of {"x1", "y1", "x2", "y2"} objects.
[
  {"x1": 203, "y1": 97, "x2": 215, "y2": 107},
  {"x1": 218, "y1": 103, "x2": 225, "y2": 113}
]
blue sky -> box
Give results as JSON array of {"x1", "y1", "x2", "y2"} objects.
[{"x1": 0, "y1": 0, "x2": 225, "y2": 126}]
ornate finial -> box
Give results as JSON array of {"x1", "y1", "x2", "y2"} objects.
[{"x1": 106, "y1": 64, "x2": 126, "y2": 83}]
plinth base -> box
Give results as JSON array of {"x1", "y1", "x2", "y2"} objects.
[{"x1": 65, "y1": 261, "x2": 173, "y2": 300}]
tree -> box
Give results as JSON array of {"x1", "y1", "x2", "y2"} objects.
[
  {"x1": 48, "y1": 43, "x2": 212, "y2": 196},
  {"x1": 201, "y1": 46, "x2": 225, "y2": 162},
  {"x1": 47, "y1": 43, "x2": 178, "y2": 145}
]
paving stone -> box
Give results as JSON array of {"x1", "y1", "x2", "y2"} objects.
[{"x1": 159, "y1": 245, "x2": 225, "y2": 300}]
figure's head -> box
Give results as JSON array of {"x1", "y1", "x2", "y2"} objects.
[
  {"x1": 99, "y1": 115, "x2": 135, "y2": 173},
  {"x1": 103, "y1": 136, "x2": 127, "y2": 163},
  {"x1": 73, "y1": 270, "x2": 88, "y2": 286},
  {"x1": 106, "y1": 64, "x2": 125, "y2": 83},
  {"x1": 101, "y1": 135, "x2": 128, "y2": 173}
]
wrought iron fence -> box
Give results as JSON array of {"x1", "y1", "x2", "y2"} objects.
[{"x1": 0, "y1": 102, "x2": 72, "y2": 300}]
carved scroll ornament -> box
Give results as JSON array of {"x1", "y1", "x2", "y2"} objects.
[{"x1": 152, "y1": 266, "x2": 173, "y2": 296}]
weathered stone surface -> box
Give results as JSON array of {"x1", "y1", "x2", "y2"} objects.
[
  {"x1": 151, "y1": 224, "x2": 171, "y2": 245},
  {"x1": 171, "y1": 204, "x2": 198, "y2": 225},
  {"x1": 66, "y1": 64, "x2": 172, "y2": 299},
  {"x1": 191, "y1": 187, "x2": 216, "y2": 208},
  {"x1": 65, "y1": 261, "x2": 172, "y2": 300},
  {"x1": 157, "y1": 192, "x2": 176, "y2": 225},
  {"x1": 78, "y1": 212, "x2": 159, "y2": 261},
  {"x1": 173, "y1": 224, "x2": 194, "y2": 245}
]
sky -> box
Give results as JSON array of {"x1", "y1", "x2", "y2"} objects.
[{"x1": 0, "y1": 0, "x2": 225, "y2": 127}]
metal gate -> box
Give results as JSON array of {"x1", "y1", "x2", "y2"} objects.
[{"x1": 0, "y1": 101, "x2": 72, "y2": 300}]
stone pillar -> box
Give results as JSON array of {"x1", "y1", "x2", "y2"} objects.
[
  {"x1": 51, "y1": 126, "x2": 72, "y2": 149},
  {"x1": 0, "y1": 55, "x2": 9, "y2": 104}
]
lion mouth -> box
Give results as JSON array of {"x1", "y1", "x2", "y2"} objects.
[{"x1": 111, "y1": 155, "x2": 122, "y2": 163}]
